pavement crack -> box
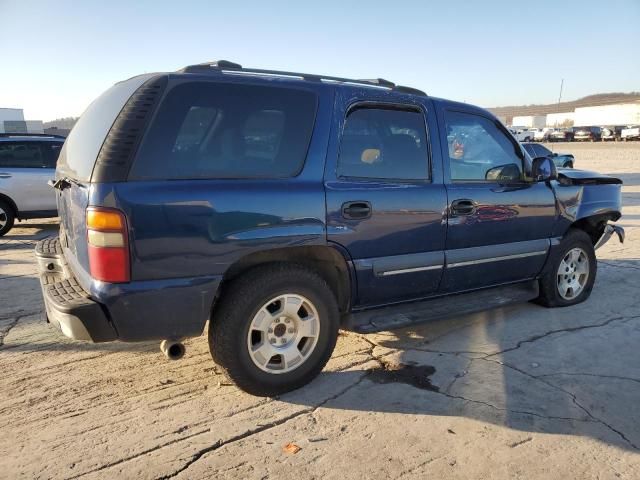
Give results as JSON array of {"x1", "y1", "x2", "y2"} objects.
[
  {"x1": 0, "y1": 312, "x2": 35, "y2": 348},
  {"x1": 537, "y1": 372, "x2": 640, "y2": 385},
  {"x1": 483, "y1": 358, "x2": 639, "y2": 451},
  {"x1": 156, "y1": 371, "x2": 373, "y2": 479},
  {"x1": 486, "y1": 315, "x2": 636, "y2": 357},
  {"x1": 444, "y1": 358, "x2": 474, "y2": 394}
]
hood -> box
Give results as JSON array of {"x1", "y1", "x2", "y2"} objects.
[{"x1": 558, "y1": 168, "x2": 622, "y2": 185}]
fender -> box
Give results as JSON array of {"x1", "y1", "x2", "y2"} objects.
[{"x1": 551, "y1": 170, "x2": 622, "y2": 238}]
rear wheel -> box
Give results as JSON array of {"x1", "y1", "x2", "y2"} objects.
[
  {"x1": 0, "y1": 199, "x2": 16, "y2": 236},
  {"x1": 209, "y1": 263, "x2": 340, "y2": 396},
  {"x1": 536, "y1": 229, "x2": 596, "y2": 307}
]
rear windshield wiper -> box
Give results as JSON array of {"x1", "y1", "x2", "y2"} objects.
[{"x1": 48, "y1": 177, "x2": 82, "y2": 191}]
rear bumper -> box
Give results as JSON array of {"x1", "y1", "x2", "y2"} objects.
[
  {"x1": 35, "y1": 237, "x2": 117, "y2": 342},
  {"x1": 36, "y1": 236, "x2": 222, "y2": 343}
]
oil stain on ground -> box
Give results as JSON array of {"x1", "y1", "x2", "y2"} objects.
[{"x1": 368, "y1": 363, "x2": 439, "y2": 391}]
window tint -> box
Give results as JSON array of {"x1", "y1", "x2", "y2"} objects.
[
  {"x1": 0, "y1": 141, "x2": 60, "y2": 168},
  {"x1": 337, "y1": 107, "x2": 429, "y2": 180},
  {"x1": 57, "y1": 74, "x2": 156, "y2": 181},
  {"x1": 445, "y1": 111, "x2": 523, "y2": 182},
  {"x1": 130, "y1": 82, "x2": 317, "y2": 180},
  {"x1": 522, "y1": 143, "x2": 535, "y2": 157},
  {"x1": 533, "y1": 144, "x2": 552, "y2": 158}
]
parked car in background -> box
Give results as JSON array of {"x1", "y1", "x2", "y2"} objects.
[
  {"x1": 508, "y1": 127, "x2": 534, "y2": 142},
  {"x1": 621, "y1": 125, "x2": 640, "y2": 141},
  {"x1": 0, "y1": 133, "x2": 63, "y2": 235},
  {"x1": 549, "y1": 128, "x2": 574, "y2": 142},
  {"x1": 573, "y1": 126, "x2": 602, "y2": 142},
  {"x1": 601, "y1": 126, "x2": 623, "y2": 142},
  {"x1": 521, "y1": 142, "x2": 574, "y2": 168},
  {"x1": 531, "y1": 128, "x2": 545, "y2": 142}
]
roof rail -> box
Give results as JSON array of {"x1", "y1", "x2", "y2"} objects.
[
  {"x1": 0, "y1": 133, "x2": 66, "y2": 139},
  {"x1": 178, "y1": 60, "x2": 427, "y2": 96},
  {"x1": 356, "y1": 78, "x2": 395, "y2": 88}
]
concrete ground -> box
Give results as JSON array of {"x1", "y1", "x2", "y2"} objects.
[{"x1": 1, "y1": 142, "x2": 639, "y2": 479}]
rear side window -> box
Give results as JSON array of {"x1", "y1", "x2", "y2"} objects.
[
  {"x1": 0, "y1": 141, "x2": 61, "y2": 168},
  {"x1": 129, "y1": 82, "x2": 317, "y2": 180},
  {"x1": 337, "y1": 107, "x2": 429, "y2": 180}
]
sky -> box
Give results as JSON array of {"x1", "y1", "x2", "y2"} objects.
[{"x1": 1, "y1": 0, "x2": 639, "y2": 122}]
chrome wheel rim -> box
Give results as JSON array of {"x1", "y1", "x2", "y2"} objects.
[
  {"x1": 557, "y1": 248, "x2": 589, "y2": 300},
  {"x1": 247, "y1": 294, "x2": 320, "y2": 374},
  {"x1": 0, "y1": 206, "x2": 6, "y2": 229}
]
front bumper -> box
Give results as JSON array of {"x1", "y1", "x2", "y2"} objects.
[
  {"x1": 595, "y1": 224, "x2": 625, "y2": 250},
  {"x1": 35, "y1": 237, "x2": 118, "y2": 342}
]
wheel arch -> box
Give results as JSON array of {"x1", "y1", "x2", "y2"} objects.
[
  {"x1": 218, "y1": 245, "x2": 353, "y2": 314},
  {"x1": 569, "y1": 212, "x2": 620, "y2": 245},
  {"x1": 0, "y1": 193, "x2": 18, "y2": 216}
]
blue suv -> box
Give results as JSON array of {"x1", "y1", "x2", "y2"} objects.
[{"x1": 36, "y1": 61, "x2": 624, "y2": 395}]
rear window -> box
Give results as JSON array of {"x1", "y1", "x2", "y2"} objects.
[
  {"x1": 129, "y1": 82, "x2": 318, "y2": 180},
  {"x1": 56, "y1": 74, "x2": 158, "y2": 181},
  {"x1": 0, "y1": 141, "x2": 62, "y2": 168}
]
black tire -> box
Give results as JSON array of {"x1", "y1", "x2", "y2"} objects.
[
  {"x1": 536, "y1": 229, "x2": 596, "y2": 308},
  {"x1": 0, "y1": 199, "x2": 16, "y2": 236},
  {"x1": 209, "y1": 263, "x2": 340, "y2": 396}
]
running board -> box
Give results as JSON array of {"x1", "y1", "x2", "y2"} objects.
[{"x1": 343, "y1": 281, "x2": 539, "y2": 333}]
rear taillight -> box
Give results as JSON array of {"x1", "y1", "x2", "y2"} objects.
[{"x1": 86, "y1": 208, "x2": 130, "y2": 283}]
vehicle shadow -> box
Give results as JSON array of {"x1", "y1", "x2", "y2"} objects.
[{"x1": 284, "y1": 257, "x2": 640, "y2": 453}]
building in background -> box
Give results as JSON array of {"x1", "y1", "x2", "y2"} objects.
[
  {"x1": 546, "y1": 112, "x2": 575, "y2": 127},
  {"x1": 512, "y1": 115, "x2": 547, "y2": 128},
  {"x1": 573, "y1": 102, "x2": 640, "y2": 127},
  {"x1": 0, "y1": 108, "x2": 44, "y2": 134}
]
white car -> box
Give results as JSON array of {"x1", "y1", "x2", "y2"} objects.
[
  {"x1": 508, "y1": 127, "x2": 535, "y2": 142},
  {"x1": 621, "y1": 125, "x2": 640, "y2": 141},
  {"x1": 0, "y1": 134, "x2": 63, "y2": 235}
]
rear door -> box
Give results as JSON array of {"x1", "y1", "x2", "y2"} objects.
[
  {"x1": 0, "y1": 141, "x2": 59, "y2": 212},
  {"x1": 325, "y1": 93, "x2": 447, "y2": 307},
  {"x1": 438, "y1": 106, "x2": 557, "y2": 292}
]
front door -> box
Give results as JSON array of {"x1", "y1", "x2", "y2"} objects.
[
  {"x1": 325, "y1": 98, "x2": 447, "y2": 307},
  {"x1": 439, "y1": 108, "x2": 557, "y2": 292}
]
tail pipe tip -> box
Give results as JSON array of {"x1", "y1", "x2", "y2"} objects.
[{"x1": 160, "y1": 340, "x2": 186, "y2": 360}]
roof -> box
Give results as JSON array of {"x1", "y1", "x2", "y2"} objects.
[{"x1": 177, "y1": 60, "x2": 428, "y2": 97}]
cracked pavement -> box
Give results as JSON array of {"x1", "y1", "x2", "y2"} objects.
[{"x1": 1, "y1": 143, "x2": 639, "y2": 479}]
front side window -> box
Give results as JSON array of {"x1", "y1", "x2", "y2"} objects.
[
  {"x1": 0, "y1": 141, "x2": 52, "y2": 168},
  {"x1": 445, "y1": 111, "x2": 523, "y2": 182},
  {"x1": 337, "y1": 107, "x2": 429, "y2": 180},
  {"x1": 130, "y1": 82, "x2": 317, "y2": 180}
]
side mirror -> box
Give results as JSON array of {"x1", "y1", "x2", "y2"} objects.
[
  {"x1": 485, "y1": 163, "x2": 522, "y2": 182},
  {"x1": 531, "y1": 156, "x2": 557, "y2": 182}
]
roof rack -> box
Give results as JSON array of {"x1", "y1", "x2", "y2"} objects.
[
  {"x1": 178, "y1": 60, "x2": 427, "y2": 96},
  {"x1": 0, "y1": 133, "x2": 66, "y2": 139}
]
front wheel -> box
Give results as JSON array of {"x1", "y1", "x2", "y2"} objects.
[
  {"x1": 209, "y1": 263, "x2": 340, "y2": 396},
  {"x1": 0, "y1": 199, "x2": 16, "y2": 236},
  {"x1": 536, "y1": 229, "x2": 596, "y2": 307}
]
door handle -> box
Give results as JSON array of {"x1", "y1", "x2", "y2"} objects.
[
  {"x1": 450, "y1": 199, "x2": 476, "y2": 216},
  {"x1": 342, "y1": 201, "x2": 372, "y2": 219},
  {"x1": 0, "y1": 173, "x2": 12, "y2": 179}
]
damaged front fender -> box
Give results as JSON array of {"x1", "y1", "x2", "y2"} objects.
[{"x1": 551, "y1": 169, "x2": 623, "y2": 240}]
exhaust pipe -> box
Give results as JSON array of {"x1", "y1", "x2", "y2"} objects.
[{"x1": 160, "y1": 340, "x2": 186, "y2": 360}]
